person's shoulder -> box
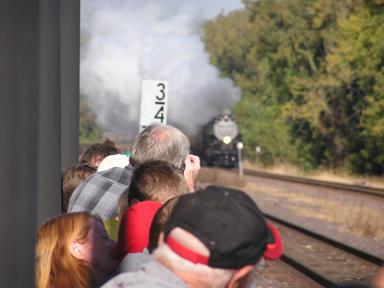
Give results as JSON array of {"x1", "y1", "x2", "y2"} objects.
[
  {"x1": 67, "y1": 171, "x2": 118, "y2": 213},
  {"x1": 67, "y1": 178, "x2": 91, "y2": 212},
  {"x1": 101, "y1": 258, "x2": 186, "y2": 288},
  {"x1": 73, "y1": 166, "x2": 131, "y2": 188},
  {"x1": 68, "y1": 172, "x2": 109, "y2": 197},
  {"x1": 101, "y1": 271, "x2": 180, "y2": 288},
  {"x1": 118, "y1": 250, "x2": 151, "y2": 273},
  {"x1": 98, "y1": 165, "x2": 134, "y2": 184}
]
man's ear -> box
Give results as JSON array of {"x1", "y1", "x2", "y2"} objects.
[
  {"x1": 69, "y1": 240, "x2": 83, "y2": 260},
  {"x1": 157, "y1": 232, "x2": 165, "y2": 245},
  {"x1": 226, "y1": 265, "x2": 254, "y2": 288}
]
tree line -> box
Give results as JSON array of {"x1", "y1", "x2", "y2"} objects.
[
  {"x1": 203, "y1": 0, "x2": 384, "y2": 174},
  {"x1": 79, "y1": 96, "x2": 102, "y2": 144}
]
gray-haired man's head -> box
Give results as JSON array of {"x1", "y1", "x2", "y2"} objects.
[{"x1": 131, "y1": 124, "x2": 190, "y2": 169}]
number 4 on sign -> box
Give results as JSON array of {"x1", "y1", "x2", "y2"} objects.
[{"x1": 154, "y1": 106, "x2": 164, "y2": 123}]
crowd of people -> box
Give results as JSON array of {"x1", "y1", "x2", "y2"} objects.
[{"x1": 36, "y1": 123, "x2": 383, "y2": 288}]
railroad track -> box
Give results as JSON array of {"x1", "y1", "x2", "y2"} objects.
[
  {"x1": 244, "y1": 169, "x2": 384, "y2": 198},
  {"x1": 265, "y1": 213, "x2": 383, "y2": 287},
  {"x1": 202, "y1": 168, "x2": 383, "y2": 286}
]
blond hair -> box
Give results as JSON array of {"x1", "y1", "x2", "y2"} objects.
[{"x1": 35, "y1": 212, "x2": 99, "y2": 288}]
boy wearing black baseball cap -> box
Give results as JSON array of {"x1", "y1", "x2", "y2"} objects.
[{"x1": 102, "y1": 186, "x2": 282, "y2": 288}]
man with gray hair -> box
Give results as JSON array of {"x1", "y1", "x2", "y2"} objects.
[
  {"x1": 101, "y1": 186, "x2": 283, "y2": 288},
  {"x1": 68, "y1": 123, "x2": 200, "y2": 221}
]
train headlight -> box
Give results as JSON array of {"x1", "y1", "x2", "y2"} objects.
[{"x1": 223, "y1": 136, "x2": 232, "y2": 144}]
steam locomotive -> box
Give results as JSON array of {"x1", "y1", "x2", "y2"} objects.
[{"x1": 200, "y1": 111, "x2": 241, "y2": 168}]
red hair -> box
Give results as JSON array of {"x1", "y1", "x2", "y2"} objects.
[{"x1": 35, "y1": 212, "x2": 100, "y2": 288}]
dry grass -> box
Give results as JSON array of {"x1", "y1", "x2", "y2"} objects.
[
  {"x1": 243, "y1": 182, "x2": 384, "y2": 241},
  {"x1": 197, "y1": 167, "x2": 246, "y2": 189},
  {"x1": 292, "y1": 198, "x2": 382, "y2": 238},
  {"x1": 198, "y1": 166, "x2": 384, "y2": 241},
  {"x1": 244, "y1": 161, "x2": 384, "y2": 189},
  {"x1": 329, "y1": 201, "x2": 383, "y2": 238}
]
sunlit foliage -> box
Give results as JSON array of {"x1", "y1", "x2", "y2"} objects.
[{"x1": 203, "y1": 0, "x2": 384, "y2": 174}]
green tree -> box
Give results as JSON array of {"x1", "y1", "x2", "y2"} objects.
[
  {"x1": 332, "y1": 3, "x2": 384, "y2": 173},
  {"x1": 203, "y1": 0, "x2": 384, "y2": 174},
  {"x1": 204, "y1": 0, "x2": 327, "y2": 167},
  {"x1": 79, "y1": 96, "x2": 103, "y2": 144}
]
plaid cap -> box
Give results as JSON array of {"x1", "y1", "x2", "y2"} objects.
[{"x1": 163, "y1": 186, "x2": 283, "y2": 269}]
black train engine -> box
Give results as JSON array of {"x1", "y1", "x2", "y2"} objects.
[{"x1": 201, "y1": 112, "x2": 241, "y2": 168}]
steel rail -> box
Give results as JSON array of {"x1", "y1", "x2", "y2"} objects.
[
  {"x1": 244, "y1": 169, "x2": 384, "y2": 198},
  {"x1": 265, "y1": 213, "x2": 383, "y2": 266},
  {"x1": 265, "y1": 213, "x2": 382, "y2": 287},
  {"x1": 280, "y1": 254, "x2": 337, "y2": 288}
]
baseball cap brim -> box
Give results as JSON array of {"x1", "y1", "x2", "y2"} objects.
[
  {"x1": 166, "y1": 222, "x2": 283, "y2": 265},
  {"x1": 263, "y1": 223, "x2": 283, "y2": 260}
]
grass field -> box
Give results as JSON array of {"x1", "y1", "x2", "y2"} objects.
[{"x1": 244, "y1": 161, "x2": 384, "y2": 189}]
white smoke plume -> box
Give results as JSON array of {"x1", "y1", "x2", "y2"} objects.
[{"x1": 80, "y1": 0, "x2": 243, "y2": 135}]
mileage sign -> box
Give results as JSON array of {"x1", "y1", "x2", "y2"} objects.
[{"x1": 140, "y1": 80, "x2": 168, "y2": 131}]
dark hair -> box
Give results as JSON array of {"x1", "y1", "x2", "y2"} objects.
[
  {"x1": 127, "y1": 160, "x2": 188, "y2": 205},
  {"x1": 148, "y1": 196, "x2": 179, "y2": 252},
  {"x1": 61, "y1": 163, "x2": 96, "y2": 212},
  {"x1": 80, "y1": 139, "x2": 118, "y2": 167}
]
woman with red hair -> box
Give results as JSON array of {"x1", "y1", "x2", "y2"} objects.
[{"x1": 35, "y1": 212, "x2": 117, "y2": 288}]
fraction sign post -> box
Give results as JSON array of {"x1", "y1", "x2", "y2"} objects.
[{"x1": 140, "y1": 80, "x2": 168, "y2": 131}]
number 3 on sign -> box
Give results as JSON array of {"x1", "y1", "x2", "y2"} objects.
[{"x1": 156, "y1": 83, "x2": 165, "y2": 101}]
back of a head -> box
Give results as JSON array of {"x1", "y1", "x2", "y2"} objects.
[
  {"x1": 102, "y1": 138, "x2": 118, "y2": 151},
  {"x1": 128, "y1": 160, "x2": 188, "y2": 205},
  {"x1": 80, "y1": 139, "x2": 118, "y2": 167},
  {"x1": 148, "y1": 196, "x2": 179, "y2": 253},
  {"x1": 152, "y1": 187, "x2": 283, "y2": 288},
  {"x1": 36, "y1": 212, "x2": 93, "y2": 288},
  {"x1": 61, "y1": 163, "x2": 96, "y2": 212},
  {"x1": 161, "y1": 186, "x2": 283, "y2": 269},
  {"x1": 131, "y1": 124, "x2": 190, "y2": 169}
]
